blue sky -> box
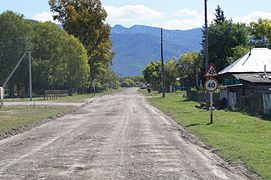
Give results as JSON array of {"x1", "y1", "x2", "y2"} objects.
[{"x1": 0, "y1": 0, "x2": 271, "y2": 30}]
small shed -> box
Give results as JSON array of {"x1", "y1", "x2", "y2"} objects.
[{"x1": 219, "y1": 48, "x2": 271, "y2": 114}]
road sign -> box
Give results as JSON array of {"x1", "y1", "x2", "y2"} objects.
[
  {"x1": 204, "y1": 63, "x2": 218, "y2": 77},
  {"x1": 204, "y1": 77, "x2": 219, "y2": 92}
]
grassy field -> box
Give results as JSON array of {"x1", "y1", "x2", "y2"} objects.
[
  {"x1": 0, "y1": 106, "x2": 74, "y2": 134},
  {"x1": 143, "y1": 90, "x2": 271, "y2": 179}
]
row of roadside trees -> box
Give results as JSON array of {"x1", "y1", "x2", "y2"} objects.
[
  {"x1": 142, "y1": 6, "x2": 271, "y2": 92},
  {"x1": 0, "y1": 0, "x2": 119, "y2": 98}
]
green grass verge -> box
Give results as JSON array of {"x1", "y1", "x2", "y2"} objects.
[
  {"x1": 0, "y1": 106, "x2": 74, "y2": 134},
  {"x1": 144, "y1": 90, "x2": 271, "y2": 179}
]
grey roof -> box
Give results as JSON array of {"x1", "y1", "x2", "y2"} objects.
[
  {"x1": 233, "y1": 73, "x2": 271, "y2": 84},
  {"x1": 219, "y1": 48, "x2": 271, "y2": 75}
]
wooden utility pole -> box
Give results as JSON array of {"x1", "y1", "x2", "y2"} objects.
[
  {"x1": 28, "y1": 49, "x2": 32, "y2": 101},
  {"x1": 204, "y1": 0, "x2": 210, "y2": 117},
  {"x1": 27, "y1": 37, "x2": 32, "y2": 101},
  {"x1": 204, "y1": 0, "x2": 209, "y2": 70},
  {"x1": 161, "y1": 28, "x2": 165, "y2": 98}
]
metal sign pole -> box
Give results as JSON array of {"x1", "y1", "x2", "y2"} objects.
[{"x1": 210, "y1": 92, "x2": 213, "y2": 124}]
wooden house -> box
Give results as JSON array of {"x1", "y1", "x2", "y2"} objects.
[{"x1": 219, "y1": 48, "x2": 271, "y2": 114}]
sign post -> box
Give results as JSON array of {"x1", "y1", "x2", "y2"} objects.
[
  {"x1": 210, "y1": 92, "x2": 213, "y2": 124},
  {"x1": 204, "y1": 64, "x2": 219, "y2": 124}
]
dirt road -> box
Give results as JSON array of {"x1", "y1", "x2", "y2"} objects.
[{"x1": 0, "y1": 88, "x2": 250, "y2": 179}]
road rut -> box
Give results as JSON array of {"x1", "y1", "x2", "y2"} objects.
[{"x1": 0, "y1": 88, "x2": 250, "y2": 179}]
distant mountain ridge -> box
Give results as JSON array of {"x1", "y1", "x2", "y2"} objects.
[{"x1": 111, "y1": 25, "x2": 202, "y2": 76}]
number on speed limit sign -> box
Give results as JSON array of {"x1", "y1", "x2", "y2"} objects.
[{"x1": 204, "y1": 77, "x2": 219, "y2": 92}]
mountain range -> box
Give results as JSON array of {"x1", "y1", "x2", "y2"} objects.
[{"x1": 110, "y1": 25, "x2": 202, "y2": 77}]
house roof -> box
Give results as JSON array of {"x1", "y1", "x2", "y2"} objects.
[
  {"x1": 233, "y1": 73, "x2": 271, "y2": 84},
  {"x1": 219, "y1": 48, "x2": 271, "y2": 75}
]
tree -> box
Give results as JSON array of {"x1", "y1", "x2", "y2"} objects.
[
  {"x1": 250, "y1": 19, "x2": 271, "y2": 47},
  {"x1": 121, "y1": 78, "x2": 135, "y2": 87},
  {"x1": 0, "y1": 11, "x2": 33, "y2": 97},
  {"x1": 142, "y1": 62, "x2": 161, "y2": 91},
  {"x1": 214, "y1": 5, "x2": 226, "y2": 24},
  {"x1": 226, "y1": 45, "x2": 248, "y2": 64},
  {"x1": 177, "y1": 52, "x2": 202, "y2": 88},
  {"x1": 207, "y1": 6, "x2": 249, "y2": 71},
  {"x1": 164, "y1": 59, "x2": 178, "y2": 92},
  {"x1": 49, "y1": 0, "x2": 113, "y2": 91},
  {"x1": 32, "y1": 22, "x2": 89, "y2": 94}
]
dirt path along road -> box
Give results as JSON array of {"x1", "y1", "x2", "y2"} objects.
[{"x1": 0, "y1": 88, "x2": 250, "y2": 179}]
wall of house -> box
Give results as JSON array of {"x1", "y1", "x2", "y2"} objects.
[{"x1": 222, "y1": 83, "x2": 271, "y2": 116}]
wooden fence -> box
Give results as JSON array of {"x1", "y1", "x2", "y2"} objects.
[{"x1": 44, "y1": 90, "x2": 68, "y2": 100}]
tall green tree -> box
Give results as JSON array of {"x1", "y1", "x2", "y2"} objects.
[
  {"x1": 207, "y1": 6, "x2": 249, "y2": 71},
  {"x1": 0, "y1": 11, "x2": 33, "y2": 97},
  {"x1": 250, "y1": 19, "x2": 271, "y2": 47},
  {"x1": 32, "y1": 22, "x2": 89, "y2": 94},
  {"x1": 164, "y1": 59, "x2": 178, "y2": 91},
  {"x1": 142, "y1": 62, "x2": 161, "y2": 91},
  {"x1": 49, "y1": 0, "x2": 113, "y2": 91},
  {"x1": 214, "y1": 5, "x2": 226, "y2": 24},
  {"x1": 177, "y1": 52, "x2": 202, "y2": 88}
]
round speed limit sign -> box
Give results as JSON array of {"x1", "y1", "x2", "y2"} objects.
[{"x1": 204, "y1": 77, "x2": 219, "y2": 92}]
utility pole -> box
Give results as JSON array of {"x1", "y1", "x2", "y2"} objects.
[
  {"x1": 204, "y1": 0, "x2": 209, "y2": 70},
  {"x1": 161, "y1": 28, "x2": 165, "y2": 98},
  {"x1": 27, "y1": 37, "x2": 32, "y2": 101}
]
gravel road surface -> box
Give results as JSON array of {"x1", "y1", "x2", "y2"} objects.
[{"x1": 0, "y1": 88, "x2": 250, "y2": 179}]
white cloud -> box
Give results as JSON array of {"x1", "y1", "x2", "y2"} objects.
[
  {"x1": 174, "y1": 8, "x2": 198, "y2": 17},
  {"x1": 233, "y1": 11, "x2": 271, "y2": 24},
  {"x1": 32, "y1": 12, "x2": 57, "y2": 23},
  {"x1": 105, "y1": 5, "x2": 164, "y2": 24},
  {"x1": 160, "y1": 18, "x2": 203, "y2": 30},
  {"x1": 156, "y1": 9, "x2": 214, "y2": 30}
]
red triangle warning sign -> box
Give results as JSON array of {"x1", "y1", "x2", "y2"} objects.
[{"x1": 204, "y1": 63, "x2": 218, "y2": 77}]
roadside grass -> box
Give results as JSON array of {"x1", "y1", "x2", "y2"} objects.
[
  {"x1": 144, "y1": 91, "x2": 271, "y2": 179},
  {"x1": 0, "y1": 106, "x2": 74, "y2": 134}
]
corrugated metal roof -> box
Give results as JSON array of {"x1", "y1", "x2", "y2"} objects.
[
  {"x1": 233, "y1": 73, "x2": 271, "y2": 83},
  {"x1": 219, "y1": 48, "x2": 271, "y2": 75}
]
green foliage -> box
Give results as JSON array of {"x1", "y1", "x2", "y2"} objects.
[
  {"x1": 177, "y1": 52, "x2": 202, "y2": 88},
  {"x1": 214, "y1": 5, "x2": 226, "y2": 24},
  {"x1": 164, "y1": 59, "x2": 179, "y2": 91},
  {"x1": 32, "y1": 22, "x2": 89, "y2": 93},
  {"x1": 0, "y1": 11, "x2": 92, "y2": 96},
  {"x1": 142, "y1": 52, "x2": 203, "y2": 91},
  {"x1": 95, "y1": 66, "x2": 119, "y2": 91},
  {"x1": 119, "y1": 76, "x2": 145, "y2": 87},
  {"x1": 0, "y1": 11, "x2": 33, "y2": 97},
  {"x1": 208, "y1": 20, "x2": 249, "y2": 71},
  {"x1": 121, "y1": 78, "x2": 135, "y2": 87},
  {"x1": 49, "y1": 0, "x2": 115, "y2": 89},
  {"x1": 226, "y1": 45, "x2": 249, "y2": 64},
  {"x1": 250, "y1": 19, "x2": 271, "y2": 47},
  {"x1": 142, "y1": 61, "x2": 161, "y2": 91}
]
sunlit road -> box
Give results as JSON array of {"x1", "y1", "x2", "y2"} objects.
[{"x1": 0, "y1": 88, "x2": 249, "y2": 179}]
